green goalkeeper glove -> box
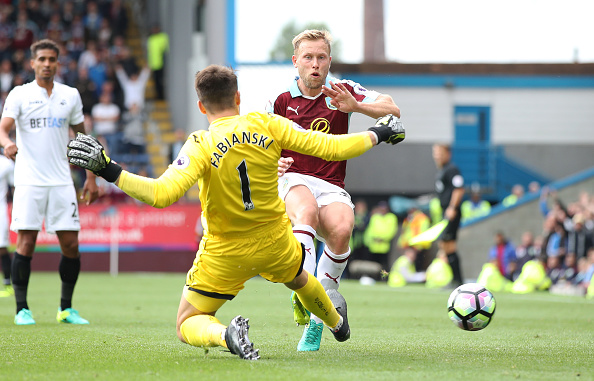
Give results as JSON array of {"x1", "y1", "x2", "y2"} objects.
[
  {"x1": 368, "y1": 114, "x2": 405, "y2": 145},
  {"x1": 67, "y1": 133, "x2": 122, "y2": 182}
]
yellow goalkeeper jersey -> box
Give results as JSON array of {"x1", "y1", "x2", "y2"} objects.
[{"x1": 118, "y1": 112, "x2": 373, "y2": 236}]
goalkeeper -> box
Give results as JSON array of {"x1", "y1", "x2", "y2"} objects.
[{"x1": 67, "y1": 64, "x2": 405, "y2": 360}]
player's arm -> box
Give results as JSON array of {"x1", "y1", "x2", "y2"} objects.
[
  {"x1": 0, "y1": 116, "x2": 17, "y2": 160},
  {"x1": 321, "y1": 81, "x2": 400, "y2": 118},
  {"x1": 446, "y1": 187, "x2": 465, "y2": 220},
  {"x1": 277, "y1": 114, "x2": 404, "y2": 160},
  {"x1": 70, "y1": 122, "x2": 100, "y2": 205},
  {"x1": 67, "y1": 133, "x2": 202, "y2": 208}
]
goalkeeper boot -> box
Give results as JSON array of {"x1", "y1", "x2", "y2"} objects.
[
  {"x1": 14, "y1": 308, "x2": 36, "y2": 325},
  {"x1": 326, "y1": 289, "x2": 350, "y2": 342},
  {"x1": 225, "y1": 315, "x2": 260, "y2": 360},
  {"x1": 291, "y1": 291, "x2": 310, "y2": 326},
  {"x1": 297, "y1": 320, "x2": 323, "y2": 351},
  {"x1": 57, "y1": 308, "x2": 90, "y2": 324},
  {"x1": 0, "y1": 284, "x2": 13, "y2": 297}
]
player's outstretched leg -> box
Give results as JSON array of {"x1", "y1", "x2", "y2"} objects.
[
  {"x1": 291, "y1": 291, "x2": 310, "y2": 326},
  {"x1": 326, "y1": 289, "x2": 350, "y2": 342},
  {"x1": 225, "y1": 315, "x2": 260, "y2": 360}
]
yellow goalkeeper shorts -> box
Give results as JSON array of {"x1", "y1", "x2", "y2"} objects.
[{"x1": 184, "y1": 214, "x2": 304, "y2": 312}]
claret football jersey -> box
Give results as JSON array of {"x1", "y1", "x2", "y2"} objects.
[
  {"x1": 267, "y1": 76, "x2": 379, "y2": 188},
  {"x1": 2, "y1": 80, "x2": 84, "y2": 186}
]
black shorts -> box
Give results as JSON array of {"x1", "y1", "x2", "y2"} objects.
[{"x1": 441, "y1": 214, "x2": 461, "y2": 242}]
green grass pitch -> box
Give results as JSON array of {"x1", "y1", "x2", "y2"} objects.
[{"x1": 1, "y1": 272, "x2": 593, "y2": 380}]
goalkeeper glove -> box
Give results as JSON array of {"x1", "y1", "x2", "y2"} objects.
[
  {"x1": 67, "y1": 133, "x2": 122, "y2": 183},
  {"x1": 368, "y1": 114, "x2": 405, "y2": 145}
]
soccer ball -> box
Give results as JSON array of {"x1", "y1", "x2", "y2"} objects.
[{"x1": 447, "y1": 283, "x2": 496, "y2": 331}]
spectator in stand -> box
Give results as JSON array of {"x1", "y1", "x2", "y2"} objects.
[
  {"x1": 12, "y1": 10, "x2": 39, "y2": 53},
  {"x1": 567, "y1": 213, "x2": 593, "y2": 261},
  {"x1": 528, "y1": 181, "x2": 541, "y2": 194},
  {"x1": 106, "y1": 0, "x2": 128, "y2": 38},
  {"x1": 116, "y1": 45, "x2": 139, "y2": 76},
  {"x1": 87, "y1": 47, "x2": 108, "y2": 96},
  {"x1": 461, "y1": 184, "x2": 491, "y2": 223},
  {"x1": 44, "y1": 12, "x2": 65, "y2": 43},
  {"x1": 488, "y1": 231, "x2": 517, "y2": 281},
  {"x1": 115, "y1": 64, "x2": 150, "y2": 111},
  {"x1": 74, "y1": 66, "x2": 98, "y2": 115},
  {"x1": 0, "y1": 58, "x2": 13, "y2": 94},
  {"x1": 546, "y1": 220, "x2": 568, "y2": 260},
  {"x1": 169, "y1": 128, "x2": 186, "y2": 163},
  {"x1": 120, "y1": 103, "x2": 146, "y2": 155},
  {"x1": 25, "y1": 0, "x2": 47, "y2": 31},
  {"x1": 78, "y1": 39, "x2": 98, "y2": 72},
  {"x1": 60, "y1": 1, "x2": 76, "y2": 31},
  {"x1": 502, "y1": 184, "x2": 525, "y2": 207},
  {"x1": 514, "y1": 231, "x2": 537, "y2": 279},
  {"x1": 0, "y1": 10, "x2": 14, "y2": 62},
  {"x1": 97, "y1": 18, "x2": 112, "y2": 47},
  {"x1": 61, "y1": 58, "x2": 79, "y2": 87},
  {"x1": 546, "y1": 254, "x2": 565, "y2": 285},
  {"x1": 69, "y1": 13, "x2": 85, "y2": 42},
  {"x1": 83, "y1": 1, "x2": 102, "y2": 41},
  {"x1": 91, "y1": 92, "x2": 120, "y2": 153},
  {"x1": 147, "y1": 24, "x2": 169, "y2": 100},
  {"x1": 575, "y1": 248, "x2": 594, "y2": 291}
]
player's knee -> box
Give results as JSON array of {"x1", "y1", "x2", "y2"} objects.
[{"x1": 293, "y1": 204, "x2": 319, "y2": 227}]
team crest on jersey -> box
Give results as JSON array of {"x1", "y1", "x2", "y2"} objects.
[
  {"x1": 325, "y1": 97, "x2": 337, "y2": 110},
  {"x1": 173, "y1": 153, "x2": 190, "y2": 169}
]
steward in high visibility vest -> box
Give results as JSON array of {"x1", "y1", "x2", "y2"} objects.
[
  {"x1": 461, "y1": 190, "x2": 491, "y2": 223},
  {"x1": 388, "y1": 248, "x2": 426, "y2": 287},
  {"x1": 502, "y1": 184, "x2": 525, "y2": 207},
  {"x1": 425, "y1": 251, "x2": 453, "y2": 288},
  {"x1": 363, "y1": 201, "x2": 398, "y2": 271},
  {"x1": 398, "y1": 209, "x2": 431, "y2": 251},
  {"x1": 511, "y1": 258, "x2": 551, "y2": 294},
  {"x1": 476, "y1": 263, "x2": 512, "y2": 292}
]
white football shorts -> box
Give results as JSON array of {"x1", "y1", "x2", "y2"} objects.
[
  {"x1": 11, "y1": 185, "x2": 81, "y2": 233},
  {"x1": 0, "y1": 202, "x2": 9, "y2": 247},
  {"x1": 278, "y1": 173, "x2": 354, "y2": 209}
]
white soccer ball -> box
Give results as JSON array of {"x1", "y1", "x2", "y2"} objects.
[{"x1": 447, "y1": 283, "x2": 496, "y2": 331}]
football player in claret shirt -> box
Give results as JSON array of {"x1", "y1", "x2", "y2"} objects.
[
  {"x1": 66, "y1": 64, "x2": 404, "y2": 360},
  {"x1": 267, "y1": 29, "x2": 401, "y2": 351},
  {"x1": 0, "y1": 39, "x2": 99, "y2": 325}
]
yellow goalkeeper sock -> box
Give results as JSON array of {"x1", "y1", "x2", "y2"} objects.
[
  {"x1": 294, "y1": 273, "x2": 340, "y2": 329},
  {"x1": 180, "y1": 314, "x2": 227, "y2": 348}
]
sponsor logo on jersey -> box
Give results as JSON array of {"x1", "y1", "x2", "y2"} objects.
[
  {"x1": 287, "y1": 105, "x2": 300, "y2": 115},
  {"x1": 29, "y1": 117, "x2": 67, "y2": 129},
  {"x1": 311, "y1": 118, "x2": 330, "y2": 134}
]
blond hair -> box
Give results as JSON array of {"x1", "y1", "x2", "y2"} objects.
[{"x1": 292, "y1": 29, "x2": 332, "y2": 56}]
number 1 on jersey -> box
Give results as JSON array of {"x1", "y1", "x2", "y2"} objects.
[{"x1": 236, "y1": 160, "x2": 254, "y2": 211}]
